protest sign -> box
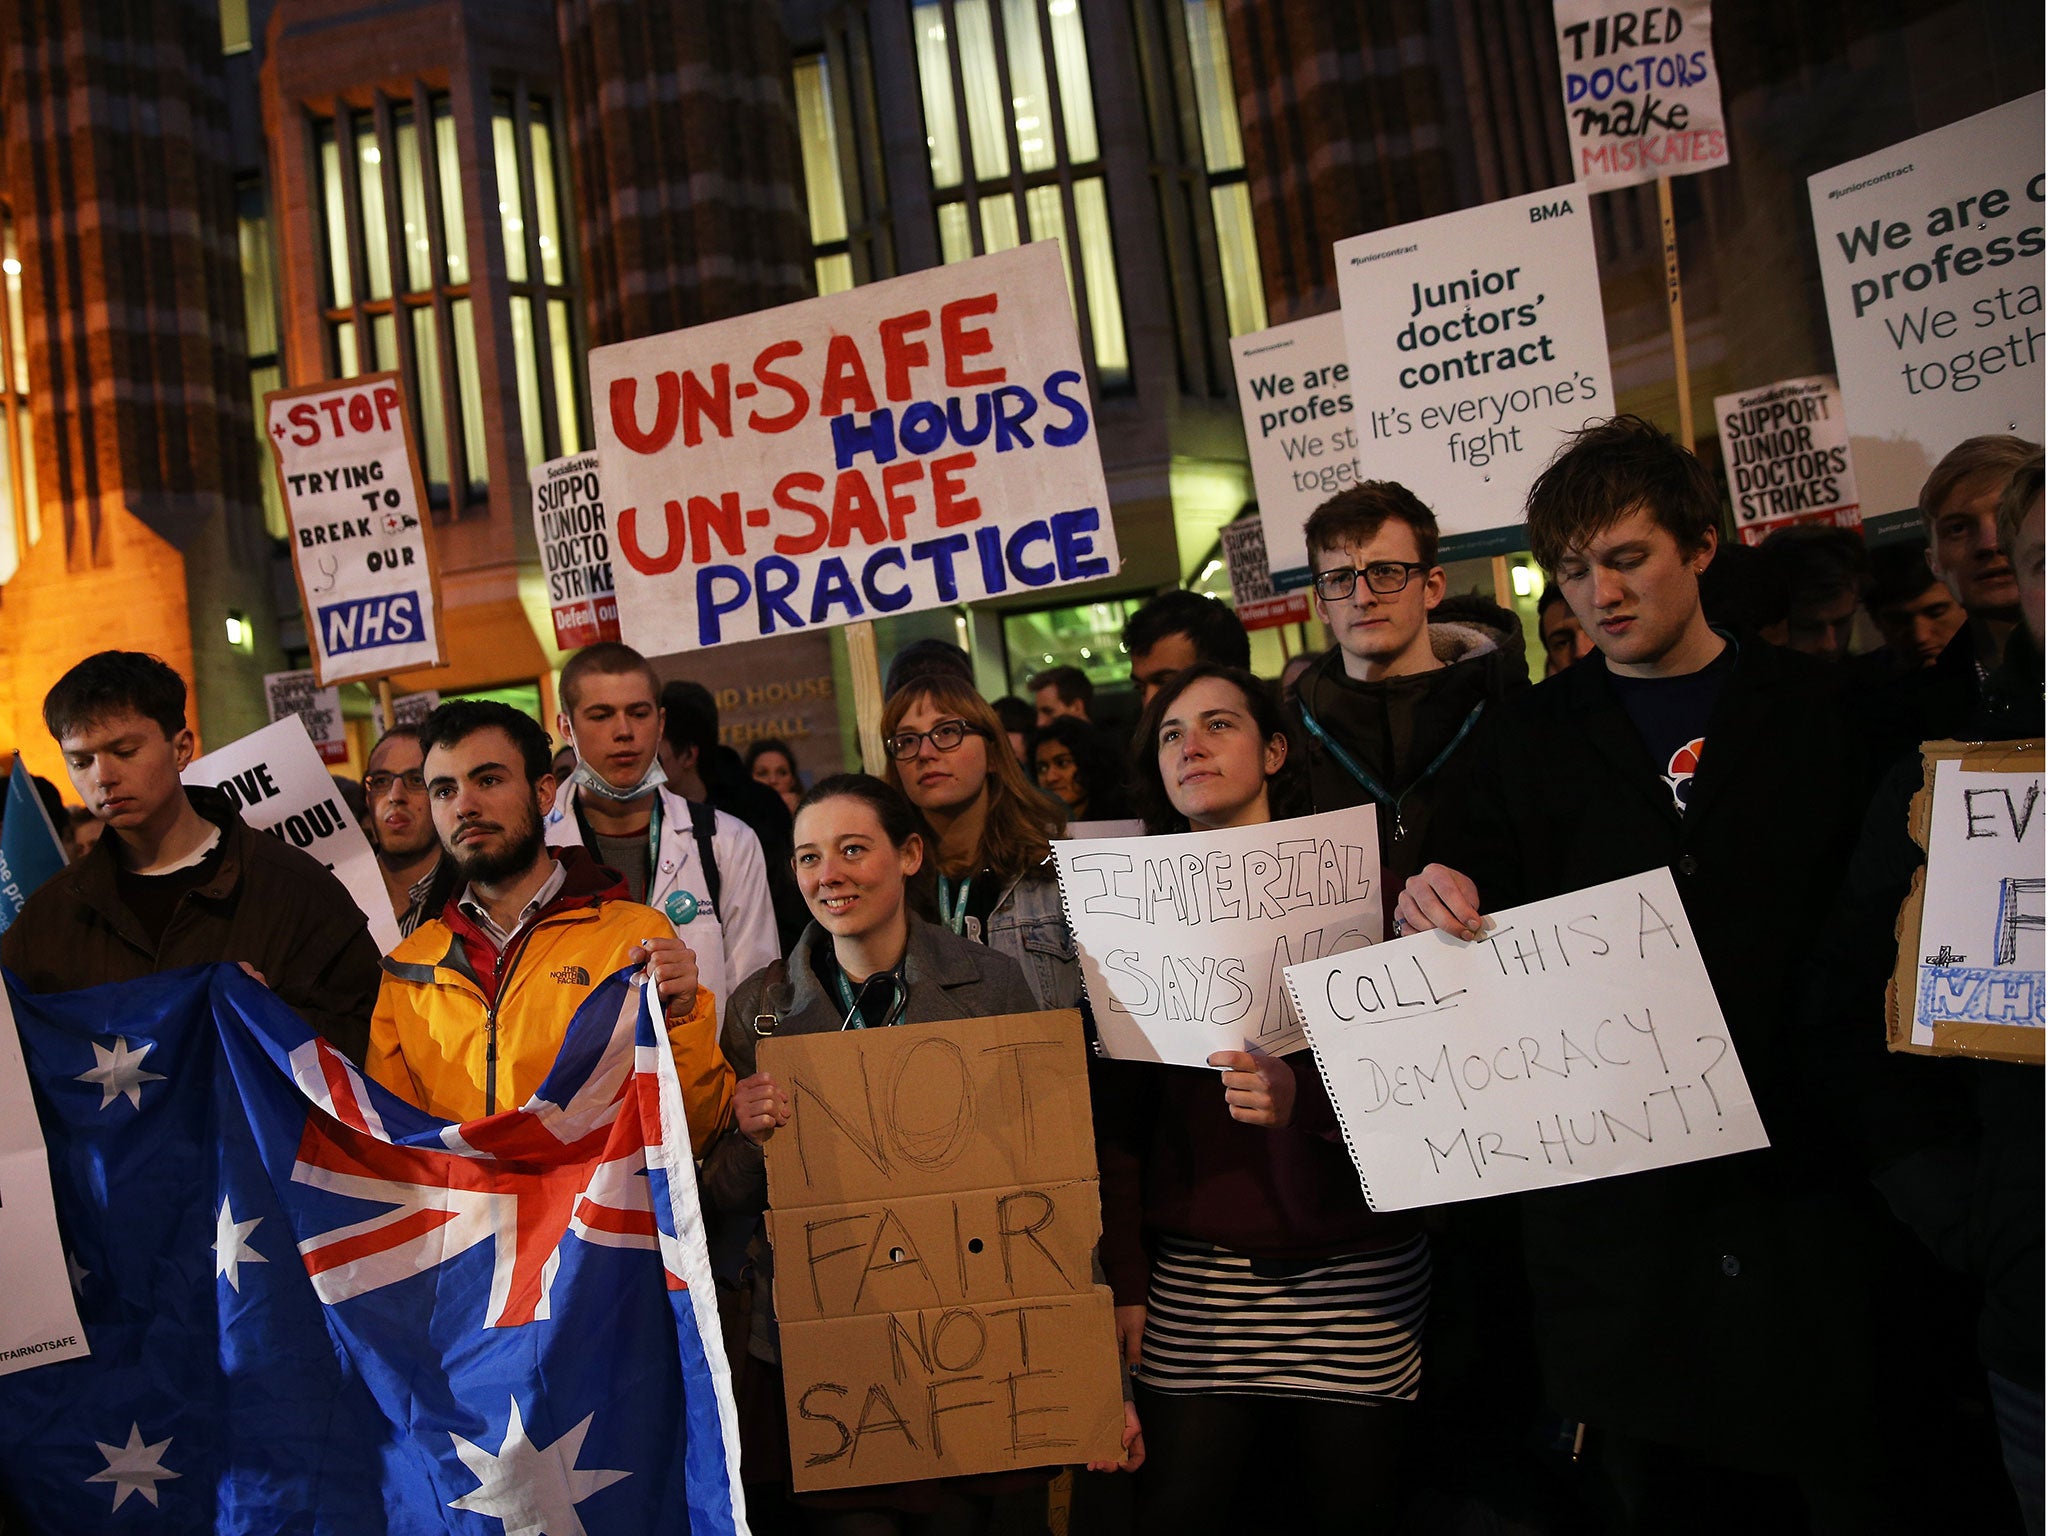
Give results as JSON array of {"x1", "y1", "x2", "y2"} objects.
[
  {"x1": 1713, "y1": 376, "x2": 1861, "y2": 545},
  {"x1": 265, "y1": 373, "x2": 445, "y2": 686},
  {"x1": 263, "y1": 670, "x2": 347, "y2": 766},
  {"x1": 1335, "y1": 191, "x2": 1615, "y2": 539},
  {"x1": 655, "y1": 631, "x2": 844, "y2": 779},
  {"x1": 1808, "y1": 93, "x2": 2045, "y2": 518},
  {"x1": 589, "y1": 241, "x2": 1117, "y2": 653},
  {"x1": 0, "y1": 983, "x2": 89, "y2": 1377},
  {"x1": 1053, "y1": 818, "x2": 1143, "y2": 841},
  {"x1": 1053, "y1": 806, "x2": 1381, "y2": 1066},
  {"x1": 1890, "y1": 741, "x2": 2044, "y2": 1063},
  {"x1": 1231, "y1": 312, "x2": 1359, "y2": 588},
  {"x1": 1553, "y1": 0, "x2": 1728, "y2": 193},
  {"x1": 1287, "y1": 868, "x2": 1770, "y2": 1210},
  {"x1": 531, "y1": 451, "x2": 620, "y2": 649},
  {"x1": 185, "y1": 717, "x2": 401, "y2": 955},
  {"x1": 0, "y1": 759, "x2": 67, "y2": 937},
  {"x1": 761, "y1": 1010, "x2": 1122, "y2": 1491},
  {"x1": 1219, "y1": 519, "x2": 1310, "y2": 630},
  {"x1": 369, "y1": 690, "x2": 439, "y2": 738}
]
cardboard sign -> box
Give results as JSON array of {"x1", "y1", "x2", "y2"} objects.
[
  {"x1": 1553, "y1": 0, "x2": 1728, "y2": 192},
  {"x1": 263, "y1": 669, "x2": 347, "y2": 766},
  {"x1": 185, "y1": 717, "x2": 402, "y2": 956},
  {"x1": 1713, "y1": 376, "x2": 1861, "y2": 545},
  {"x1": 1890, "y1": 740, "x2": 2045, "y2": 1063},
  {"x1": 760, "y1": 1010, "x2": 1122, "y2": 1491},
  {"x1": 1286, "y1": 868, "x2": 1770, "y2": 1210},
  {"x1": 1219, "y1": 520, "x2": 1311, "y2": 630},
  {"x1": 1807, "y1": 93, "x2": 2045, "y2": 518},
  {"x1": 532, "y1": 451, "x2": 621, "y2": 649},
  {"x1": 369, "y1": 690, "x2": 439, "y2": 738},
  {"x1": 589, "y1": 242, "x2": 1118, "y2": 652},
  {"x1": 1053, "y1": 807, "x2": 1381, "y2": 1066},
  {"x1": 265, "y1": 373, "x2": 446, "y2": 686},
  {"x1": 0, "y1": 984, "x2": 90, "y2": 1376},
  {"x1": 1231, "y1": 312, "x2": 1360, "y2": 589},
  {"x1": 1334, "y1": 191, "x2": 1616, "y2": 539}
]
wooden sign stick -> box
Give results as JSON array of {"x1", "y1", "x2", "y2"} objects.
[
  {"x1": 845, "y1": 620, "x2": 888, "y2": 776},
  {"x1": 1657, "y1": 175, "x2": 1696, "y2": 451}
]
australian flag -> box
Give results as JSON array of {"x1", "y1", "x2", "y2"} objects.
[{"x1": 0, "y1": 963, "x2": 748, "y2": 1535}]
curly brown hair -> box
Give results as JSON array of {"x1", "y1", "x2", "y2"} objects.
[{"x1": 882, "y1": 675, "x2": 1061, "y2": 884}]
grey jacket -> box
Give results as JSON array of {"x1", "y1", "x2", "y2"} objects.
[{"x1": 983, "y1": 864, "x2": 1082, "y2": 1011}]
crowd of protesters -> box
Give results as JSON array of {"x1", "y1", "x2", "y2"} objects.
[{"x1": 1, "y1": 416, "x2": 2041, "y2": 1535}]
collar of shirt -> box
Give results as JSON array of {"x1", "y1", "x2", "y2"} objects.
[{"x1": 457, "y1": 859, "x2": 567, "y2": 953}]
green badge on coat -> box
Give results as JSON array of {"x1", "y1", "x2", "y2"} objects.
[{"x1": 664, "y1": 890, "x2": 700, "y2": 925}]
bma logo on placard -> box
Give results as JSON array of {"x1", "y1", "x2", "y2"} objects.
[{"x1": 318, "y1": 593, "x2": 423, "y2": 656}]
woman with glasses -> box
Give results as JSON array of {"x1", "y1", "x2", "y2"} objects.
[
  {"x1": 700, "y1": 774, "x2": 1121, "y2": 1532},
  {"x1": 1097, "y1": 663, "x2": 1428, "y2": 1536},
  {"x1": 879, "y1": 676, "x2": 1082, "y2": 1011}
]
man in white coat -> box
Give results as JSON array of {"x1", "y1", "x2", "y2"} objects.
[{"x1": 544, "y1": 643, "x2": 780, "y2": 1018}]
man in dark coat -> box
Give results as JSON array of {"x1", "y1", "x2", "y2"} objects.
[
  {"x1": 2, "y1": 652, "x2": 379, "y2": 1063},
  {"x1": 1398, "y1": 417, "x2": 1898, "y2": 1531}
]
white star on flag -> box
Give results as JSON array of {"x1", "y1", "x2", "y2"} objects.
[
  {"x1": 213, "y1": 1196, "x2": 268, "y2": 1292},
  {"x1": 76, "y1": 1036, "x2": 165, "y2": 1111},
  {"x1": 66, "y1": 1250, "x2": 89, "y2": 1295},
  {"x1": 86, "y1": 1424, "x2": 180, "y2": 1511},
  {"x1": 448, "y1": 1397, "x2": 629, "y2": 1536}
]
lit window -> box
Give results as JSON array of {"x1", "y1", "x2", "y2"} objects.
[
  {"x1": 911, "y1": 0, "x2": 1129, "y2": 391},
  {"x1": 237, "y1": 179, "x2": 289, "y2": 539},
  {"x1": 0, "y1": 205, "x2": 28, "y2": 582},
  {"x1": 1181, "y1": 0, "x2": 1265, "y2": 336},
  {"x1": 492, "y1": 94, "x2": 583, "y2": 470},
  {"x1": 794, "y1": 52, "x2": 857, "y2": 295}
]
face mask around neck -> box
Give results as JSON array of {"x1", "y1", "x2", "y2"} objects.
[{"x1": 569, "y1": 751, "x2": 667, "y2": 804}]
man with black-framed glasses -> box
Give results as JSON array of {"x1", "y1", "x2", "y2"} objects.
[
  {"x1": 1290, "y1": 481, "x2": 1527, "y2": 896},
  {"x1": 364, "y1": 725, "x2": 446, "y2": 936}
]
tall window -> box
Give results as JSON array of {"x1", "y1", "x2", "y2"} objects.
[
  {"x1": 0, "y1": 207, "x2": 37, "y2": 585},
  {"x1": 795, "y1": 54, "x2": 856, "y2": 295},
  {"x1": 910, "y1": 0, "x2": 1130, "y2": 391},
  {"x1": 491, "y1": 90, "x2": 585, "y2": 473},
  {"x1": 793, "y1": 22, "x2": 893, "y2": 295},
  {"x1": 238, "y1": 179, "x2": 289, "y2": 540},
  {"x1": 1181, "y1": 0, "x2": 1264, "y2": 337}
]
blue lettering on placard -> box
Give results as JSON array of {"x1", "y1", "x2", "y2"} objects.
[
  {"x1": 318, "y1": 592, "x2": 422, "y2": 656},
  {"x1": 1918, "y1": 965, "x2": 2044, "y2": 1028}
]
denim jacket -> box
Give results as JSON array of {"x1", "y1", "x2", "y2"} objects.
[{"x1": 983, "y1": 863, "x2": 1082, "y2": 1010}]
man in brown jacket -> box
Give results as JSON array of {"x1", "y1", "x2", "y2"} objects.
[{"x1": 2, "y1": 652, "x2": 379, "y2": 1063}]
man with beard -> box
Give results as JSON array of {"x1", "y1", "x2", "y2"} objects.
[
  {"x1": 366, "y1": 700, "x2": 732, "y2": 1153},
  {"x1": 362, "y1": 725, "x2": 445, "y2": 936}
]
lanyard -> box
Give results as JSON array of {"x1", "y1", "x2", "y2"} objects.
[
  {"x1": 937, "y1": 873, "x2": 973, "y2": 936},
  {"x1": 833, "y1": 965, "x2": 905, "y2": 1031},
  {"x1": 1297, "y1": 699, "x2": 1484, "y2": 841}
]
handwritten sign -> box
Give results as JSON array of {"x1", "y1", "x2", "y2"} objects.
[
  {"x1": 263, "y1": 669, "x2": 346, "y2": 766},
  {"x1": 589, "y1": 242, "x2": 1118, "y2": 652},
  {"x1": 1053, "y1": 807, "x2": 1381, "y2": 1066},
  {"x1": 265, "y1": 373, "x2": 445, "y2": 685},
  {"x1": 1807, "y1": 93, "x2": 2045, "y2": 518},
  {"x1": 1219, "y1": 520, "x2": 1310, "y2": 630},
  {"x1": 0, "y1": 984, "x2": 90, "y2": 1377},
  {"x1": 1892, "y1": 742, "x2": 2044, "y2": 1062},
  {"x1": 1713, "y1": 376, "x2": 1861, "y2": 545},
  {"x1": 1286, "y1": 868, "x2": 1769, "y2": 1210},
  {"x1": 1334, "y1": 191, "x2": 1616, "y2": 539},
  {"x1": 185, "y1": 717, "x2": 401, "y2": 955},
  {"x1": 761, "y1": 1010, "x2": 1122, "y2": 1491},
  {"x1": 1231, "y1": 312, "x2": 1359, "y2": 589},
  {"x1": 1553, "y1": 0, "x2": 1728, "y2": 193},
  {"x1": 532, "y1": 451, "x2": 620, "y2": 649}
]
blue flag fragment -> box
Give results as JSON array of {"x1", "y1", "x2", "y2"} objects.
[{"x1": 0, "y1": 753, "x2": 67, "y2": 935}]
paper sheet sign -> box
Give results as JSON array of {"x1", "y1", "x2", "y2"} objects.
[
  {"x1": 1219, "y1": 520, "x2": 1311, "y2": 630},
  {"x1": 1890, "y1": 741, "x2": 2044, "y2": 1063},
  {"x1": 1053, "y1": 807, "x2": 1381, "y2": 1066},
  {"x1": 760, "y1": 1010, "x2": 1122, "y2": 1491},
  {"x1": 265, "y1": 374, "x2": 445, "y2": 686},
  {"x1": 1231, "y1": 312, "x2": 1359, "y2": 590},
  {"x1": 185, "y1": 717, "x2": 402, "y2": 956},
  {"x1": 1286, "y1": 868, "x2": 1769, "y2": 1211},
  {"x1": 1553, "y1": 0, "x2": 1728, "y2": 192},
  {"x1": 1713, "y1": 376, "x2": 1860, "y2": 545},
  {"x1": 590, "y1": 241, "x2": 1118, "y2": 653},
  {"x1": 532, "y1": 452, "x2": 620, "y2": 648},
  {"x1": 0, "y1": 984, "x2": 90, "y2": 1376}
]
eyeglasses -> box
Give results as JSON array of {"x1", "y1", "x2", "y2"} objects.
[
  {"x1": 885, "y1": 720, "x2": 987, "y2": 761},
  {"x1": 363, "y1": 768, "x2": 426, "y2": 797},
  {"x1": 1311, "y1": 561, "x2": 1431, "y2": 601}
]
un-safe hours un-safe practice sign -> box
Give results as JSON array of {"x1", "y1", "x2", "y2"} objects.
[{"x1": 589, "y1": 241, "x2": 1120, "y2": 653}]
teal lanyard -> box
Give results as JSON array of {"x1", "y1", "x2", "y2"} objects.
[
  {"x1": 937, "y1": 874, "x2": 973, "y2": 936},
  {"x1": 833, "y1": 965, "x2": 905, "y2": 1031},
  {"x1": 1297, "y1": 700, "x2": 1485, "y2": 841}
]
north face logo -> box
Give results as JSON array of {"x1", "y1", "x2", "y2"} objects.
[{"x1": 551, "y1": 965, "x2": 590, "y2": 986}]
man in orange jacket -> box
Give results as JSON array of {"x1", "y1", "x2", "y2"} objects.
[{"x1": 367, "y1": 699, "x2": 733, "y2": 1154}]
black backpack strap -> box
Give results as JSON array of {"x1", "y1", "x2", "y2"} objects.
[{"x1": 686, "y1": 797, "x2": 723, "y2": 917}]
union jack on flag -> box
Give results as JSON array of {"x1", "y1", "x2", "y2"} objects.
[{"x1": 0, "y1": 962, "x2": 748, "y2": 1535}]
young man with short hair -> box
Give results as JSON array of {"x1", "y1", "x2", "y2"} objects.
[
  {"x1": 1914, "y1": 434, "x2": 2035, "y2": 734},
  {"x1": 368, "y1": 700, "x2": 730, "y2": 1151},
  {"x1": 1864, "y1": 541, "x2": 1965, "y2": 673},
  {"x1": 1292, "y1": 481, "x2": 1526, "y2": 891},
  {"x1": 363, "y1": 725, "x2": 444, "y2": 935},
  {"x1": 1028, "y1": 665, "x2": 1093, "y2": 726},
  {"x1": 543, "y1": 643, "x2": 778, "y2": 1018},
  {"x1": 1398, "y1": 416, "x2": 1896, "y2": 1528},
  {"x1": 1537, "y1": 581, "x2": 1593, "y2": 676},
  {"x1": 1122, "y1": 590, "x2": 1251, "y2": 707},
  {"x1": 3, "y1": 651, "x2": 381, "y2": 1062}
]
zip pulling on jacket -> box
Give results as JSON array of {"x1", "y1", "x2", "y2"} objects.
[{"x1": 1297, "y1": 699, "x2": 1485, "y2": 841}]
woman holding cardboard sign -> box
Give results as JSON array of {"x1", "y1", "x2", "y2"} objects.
[
  {"x1": 699, "y1": 774, "x2": 1140, "y2": 1530},
  {"x1": 1096, "y1": 663, "x2": 1427, "y2": 1535}
]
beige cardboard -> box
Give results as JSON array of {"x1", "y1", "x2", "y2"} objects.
[
  {"x1": 1888, "y1": 739, "x2": 2045, "y2": 1064},
  {"x1": 779, "y1": 1287, "x2": 1124, "y2": 1492}
]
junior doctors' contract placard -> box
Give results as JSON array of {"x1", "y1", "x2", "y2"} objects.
[{"x1": 589, "y1": 242, "x2": 1118, "y2": 654}]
